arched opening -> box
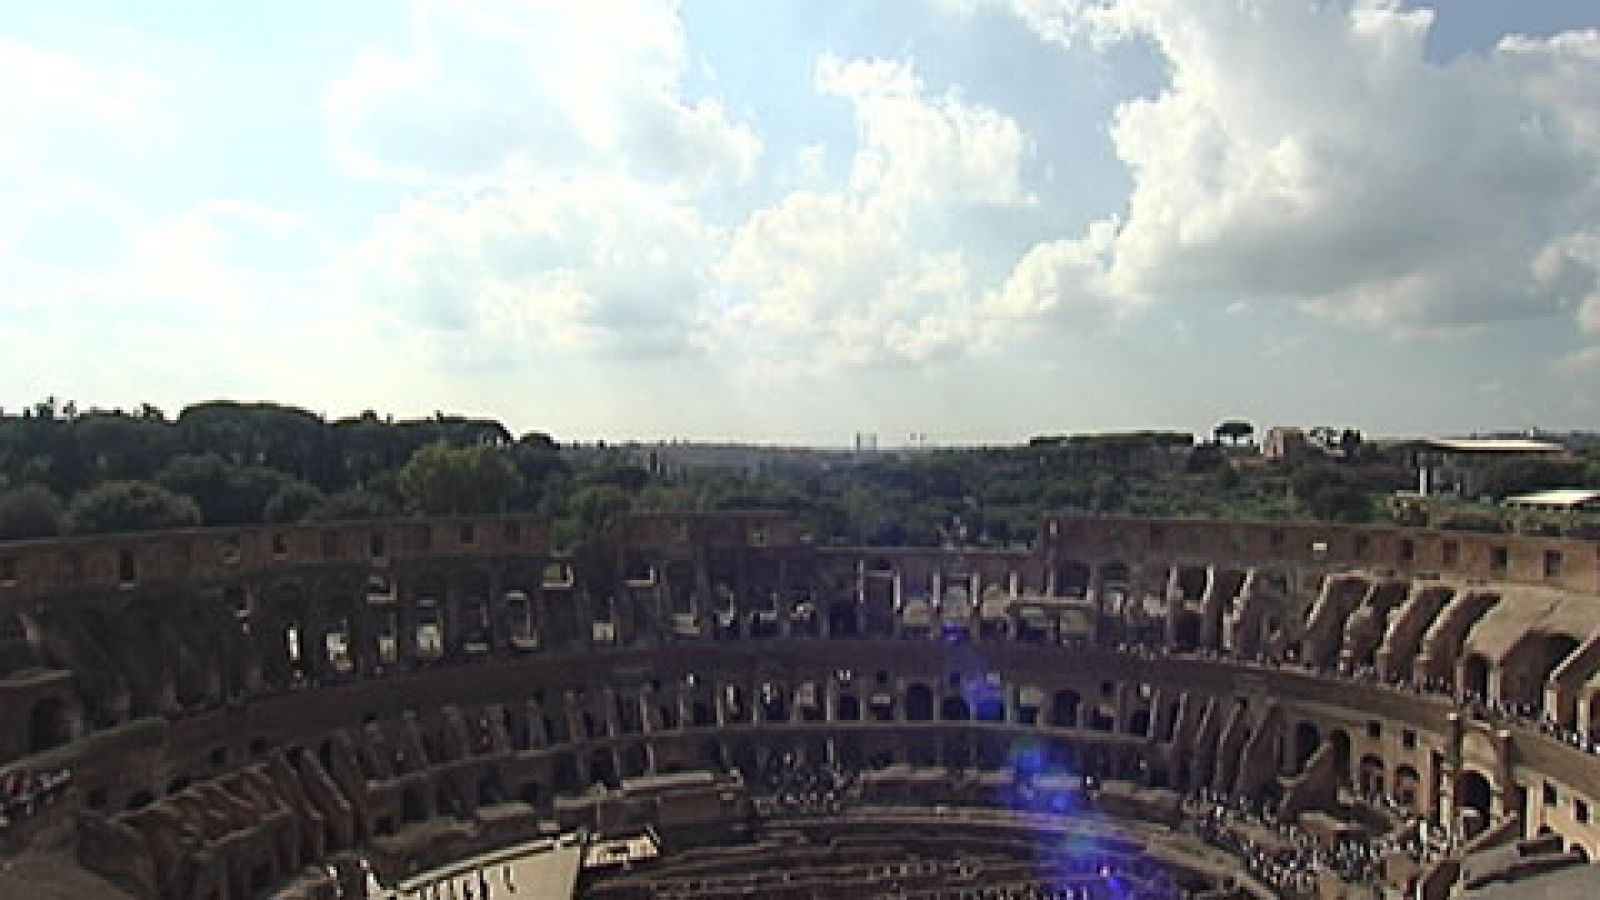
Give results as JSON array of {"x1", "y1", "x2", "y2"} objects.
[
  {"x1": 476, "y1": 771, "x2": 505, "y2": 806},
  {"x1": 518, "y1": 781, "x2": 542, "y2": 808},
  {"x1": 836, "y1": 694, "x2": 861, "y2": 721},
  {"x1": 589, "y1": 750, "x2": 618, "y2": 789},
  {"x1": 1394, "y1": 764, "x2": 1421, "y2": 809},
  {"x1": 1056, "y1": 562, "x2": 1091, "y2": 598},
  {"x1": 1176, "y1": 567, "x2": 1207, "y2": 604},
  {"x1": 975, "y1": 696, "x2": 1005, "y2": 722},
  {"x1": 1171, "y1": 612, "x2": 1201, "y2": 650},
  {"x1": 552, "y1": 754, "x2": 580, "y2": 793},
  {"x1": 1088, "y1": 706, "x2": 1115, "y2": 732},
  {"x1": 620, "y1": 743, "x2": 649, "y2": 778},
  {"x1": 760, "y1": 684, "x2": 788, "y2": 722},
  {"x1": 1327, "y1": 729, "x2": 1352, "y2": 781},
  {"x1": 828, "y1": 597, "x2": 860, "y2": 638},
  {"x1": 401, "y1": 786, "x2": 427, "y2": 823},
  {"x1": 1456, "y1": 770, "x2": 1494, "y2": 839},
  {"x1": 1050, "y1": 690, "x2": 1081, "y2": 728},
  {"x1": 28, "y1": 696, "x2": 71, "y2": 753},
  {"x1": 1358, "y1": 754, "x2": 1386, "y2": 799},
  {"x1": 1509, "y1": 633, "x2": 1581, "y2": 717},
  {"x1": 906, "y1": 684, "x2": 934, "y2": 722},
  {"x1": 1126, "y1": 709, "x2": 1151, "y2": 737},
  {"x1": 943, "y1": 734, "x2": 972, "y2": 769},
  {"x1": 1460, "y1": 653, "x2": 1491, "y2": 702},
  {"x1": 0, "y1": 614, "x2": 37, "y2": 676},
  {"x1": 941, "y1": 695, "x2": 971, "y2": 721},
  {"x1": 1292, "y1": 721, "x2": 1321, "y2": 774}
]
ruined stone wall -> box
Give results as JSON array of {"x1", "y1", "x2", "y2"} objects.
[{"x1": 2, "y1": 511, "x2": 1599, "y2": 897}]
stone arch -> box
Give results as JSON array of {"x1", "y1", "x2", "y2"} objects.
[
  {"x1": 411, "y1": 571, "x2": 447, "y2": 660},
  {"x1": 1291, "y1": 721, "x2": 1321, "y2": 774},
  {"x1": 400, "y1": 785, "x2": 428, "y2": 823},
  {"x1": 1327, "y1": 728, "x2": 1352, "y2": 780},
  {"x1": 905, "y1": 684, "x2": 934, "y2": 722},
  {"x1": 1358, "y1": 754, "x2": 1386, "y2": 798},
  {"x1": 588, "y1": 750, "x2": 618, "y2": 789},
  {"x1": 1503, "y1": 631, "x2": 1580, "y2": 715},
  {"x1": 828, "y1": 594, "x2": 860, "y2": 638},
  {"x1": 759, "y1": 683, "x2": 788, "y2": 722},
  {"x1": 315, "y1": 577, "x2": 362, "y2": 675},
  {"x1": 1050, "y1": 689, "x2": 1081, "y2": 728},
  {"x1": 941, "y1": 694, "x2": 971, "y2": 721},
  {"x1": 28, "y1": 695, "x2": 72, "y2": 753},
  {"x1": 975, "y1": 694, "x2": 1005, "y2": 722},
  {"x1": 1126, "y1": 708, "x2": 1151, "y2": 737},
  {"x1": 0, "y1": 612, "x2": 39, "y2": 676},
  {"x1": 1461, "y1": 653, "x2": 1491, "y2": 702},
  {"x1": 1056, "y1": 561, "x2": 1091, "y2": 598},
  {"x1": 260, "y1": 580, "x2": 311, "y2": 686},
  {"x1": 1456, "y1": 769, "x2": 1494, "y2": 838},
  {"x1": 454, "y1": 570, "x2": 494, "y2": 653},
  {"x1": 1394, "y1": 764, "x2": 1421, "y2": 809},
  {"x1": 1175, "y1": 566, "x2": 1207, "y2": 604}
]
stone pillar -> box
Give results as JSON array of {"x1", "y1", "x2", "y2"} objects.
[
  {"x1": 1087, "y1": 566, "x2": 1105, "y2": 644},
  {"x1": 777, "y1": 559, "x2": 793, "y2": 638},
  {"x1": 601, "y1": 688, "x2": 622, "y2": 739},
  {"x1": 442, "y1": 576, "x2": 463, "y2": 660},
  {"x1": 485, "y1": 567, "x2": 509, "y2": 654},
  {"x1": 714, "y1": 681, "x2": 730, "y2": 726},
  {"x1": 1164, "y1": 565, "x2": 1184, "y2": 646}
]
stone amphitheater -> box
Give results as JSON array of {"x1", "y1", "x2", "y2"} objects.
[{"x1": 3, "y1": 511, "x2": 1600, "y2": 898}]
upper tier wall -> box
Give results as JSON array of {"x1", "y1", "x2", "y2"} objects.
[{"x1": 3, "y1": 511, "x2": 1595, "y2": 604}]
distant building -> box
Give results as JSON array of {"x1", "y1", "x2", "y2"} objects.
[
  {"x1": 1262, "y1": 426, "x2": 1315, "y2": 465},
  {"x1": 1407, "y1": 437, "x2": 1566, "y2": 498},
  {"x1": 1502, "y1": 488, "x2": 1600, "y2": 514}
]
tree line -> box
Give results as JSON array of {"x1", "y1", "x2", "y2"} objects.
[{"x1": 11, "y1": 401, "x2": 1586, "y2": 546}]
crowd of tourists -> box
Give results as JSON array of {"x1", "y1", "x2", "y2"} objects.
[
  {"x1": 756, "y1": 751, "x2": 860, "y2": 816},
  {"x1": 404, "y1": 862, "x2": 516, "y2": 900},
  {"x1": 0, "y1": 767, "x2": 72, "y2": 832},
  {"x1": 1183, "y1": 786, "x2": 1431, "y2": 898},
  {"x1": 1113, "y1": 633, "x2": 1600, "y2": 761}
]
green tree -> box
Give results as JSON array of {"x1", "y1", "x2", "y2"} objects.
[
  {"x1": 262, "y1": 482, "x2": 326, "y2": 523},
  {"x1": 0, "y1": 484, "x2": 65, "y2": 540},
  {"x1": 155, "y1": 453, "x2": 293, "y2": 525},
  {"x1": 568, "y1": 483, "x2": 632, "y2": 537},
  {"x1": 397, "y1": 441, "x2": 523, "y2": 515},
  {"x1": 67, "y1": 481, "x2": 201, "y2": 535},
  {"x1": 306, "y1": 489, "x2": 399, "y2": 522},
  {"x1": 1291, "y1": 465, "x2": 1370, "y2": 522}
]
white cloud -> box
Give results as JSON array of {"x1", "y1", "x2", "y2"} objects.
[
  {"x1": 983, "y1": 0, "x2": 1600, "y2": 336},
  {"x1": 325, "y1": 0, "x2": 760, "y2": 191},
  {"x1": 0, "y1": 37, "x2": 160, "y2": 168},
  {"x1": 353, "y1": 175, "x2": 715, "y2": 359},
  {"x1": 705, "y1": 55, "x2": 1055, "y2": 373},
  {"x1": 815, "y1": 54, "x2": 1034, "y2": 207}
]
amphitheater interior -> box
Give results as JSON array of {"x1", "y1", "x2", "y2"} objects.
[{"x1": 4, "y1": 511, "x2": 1600, "y2": 898}]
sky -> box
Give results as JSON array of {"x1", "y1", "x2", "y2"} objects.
[{"x1": 2, "y1": 0, "x2": 1598, "y2": 445}]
